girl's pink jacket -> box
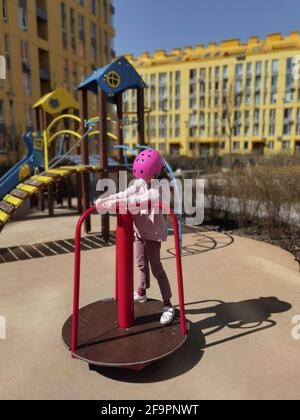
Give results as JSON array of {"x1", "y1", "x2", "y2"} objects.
[{"x1": 95, "y1": 179, "x2": 168, "y2": 242}]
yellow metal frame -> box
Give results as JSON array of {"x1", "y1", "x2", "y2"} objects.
[
  {"x1": 42, "y1": 114, "x2": 118, "y2": 171},
  {"x1": 48, "y1": 129, "x2": 82, "y2": 144},
  {"x1": 88, "y1": 130, "x2": 117, "y2": 141},
  {"x1": 46, "y1": 114, "x2": 81, "y2": 133}
]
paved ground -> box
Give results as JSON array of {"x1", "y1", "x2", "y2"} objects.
[{"x1": 0, "y1": 211, "x2": 300, "y2": 400}]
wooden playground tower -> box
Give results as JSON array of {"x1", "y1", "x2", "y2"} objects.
[
  {"x1": 76, "y1": 56, "x2": 147, "y2": 236},
  {"x1": 31, "y1": 57, "x2": 147, "y2": 237}
]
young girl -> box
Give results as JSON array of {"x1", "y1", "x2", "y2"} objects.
[{"x1": 95, "y1": 149, "x2": 175, "y2": 326}]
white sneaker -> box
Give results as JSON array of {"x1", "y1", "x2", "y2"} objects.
[
  {"x1": 134, "y1": 291, "x2": 148, "y2": 303},
  {"x1": 160, "y1": 306, "x2": 175, "y2": 325}
]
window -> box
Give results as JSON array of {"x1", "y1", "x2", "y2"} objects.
[
  {"x1": 235, "y1": 64, "x2": 243, "y2": 78},
  {"x1": 71, "y1": 62, "x2": 78, "y2": 88},
  {"x1": 103, "y1": 0, "x2": 108, "y2": 23},
  {"x1": 253, "y1": 109, "x2": 260, "y2": 136},
  {"x1": 63, "y1": 58, "x2": 69, "y2": 89},
  {"x1": 19, "y1": 0, "x2": 27, "y2": 31},
  {"x1": 200, "y1": 68, "x2": 206, "y2": 108},
  {"x1": 297, "y1": 108, "x2": 300, "y2": 135},
  {"x1": 90, "y1": 23, "x2": 97, "y2": 60},
  {"x1": 264, "y1": 61, "x2": 269, "y2": 104},
  {"x1": 61, "y1": 2, "x2": 67, "y2": 49},
  {"x1": 150, "y1": 74, "x2": 156, "y2": 111},
  {"x1": 207, "y1": 112, "x2": 211, "y2": 137},
  {"x1": 189, "y1": 69, "x2": 197, "y2": 110},
  {"x1": 0, "y1": 100, "x2": 4, "y2": 124},
  {"x1": 169, "y1": 72, "x2": 173, "y2": 110},
  {"x1": 123, "y1": 125, "x2": 129, "y2": 142},
  {"x1": 283, "y1": 108, "x2": 293, "y2": 135},
  {"x1": 131, "y1": 90, "x2": 137, "y2": 113},
  {"x1": 150, "y1": 116, "x2": 156, "y2": 139},
  {"x1": 233, "y1": 141, "x2": 240, "y2": 151},
  {"x1": 25, "y1": 105, "x2": 33, "y2": 129},
  {"x1": 159, "y1": 143, "x2": 166, "y2": 153},
  {"x1": 285, "y1": 58, "x2": 294, "y2": 103},
  {"x1": 282, "y1": 140, "x2": 291, "y2": 150},
  {"x1": 175, "y1": 115, "x2": 180, "y2": 138},
  {"x1": 78, "y1": 14, "x2": 85, "y2": 57},
  {"x1": 269, "y1": 109, "x2": 276, "y2": 136},
  {"x1": 214, "y1": 112, "x2": 219, "y2": 136},
  {"x1": 159, "y1": 73, "x2": 167, "y2": 111},
  {"x1": 175, "y1": 71, "x2": 181, "y2": 109},
  {"x1": 244, "y1": 111, "x2": 250, "y2": 136},
  {"x1": 189, "y1": 113, "x2": 197, "y2": 138},
  {"x1": 223, "y1": 65, "x2": 229, "y2": 79},
  {"x1": 234, "y1": 111, "x2": 241, "y2": 136},
  {"x1": 9, "y1": 100, "x2": 14, "y2": 128},
  {"x1": 70, "y1": 8, "x2": 76, "y2": 52},
  {"x1": 2, "y1": 0, "x2": 8, "y2": 21},
  {"x1": 169, "y1": 114, "x2": 173, "y2": 138},
  {"x1": 199, "y1": 112, "x2": 205, "y2": 137},
  {"x1": 159, "y1": 115, "x2": 167, "y2": 138},
  {"x1": 23, "y1": 72, "x2": 31, "y2": 96},
  {"x1": 90, "y1": 0, "x2": 96, "y2": 15},
  {"x1": 268, "y1": 141, "x2": 275, "y2": 150},
  {"x1": 256, "y1": 61, "x2": 262, "y2": 75}
]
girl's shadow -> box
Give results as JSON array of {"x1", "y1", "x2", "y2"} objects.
[{"x1": 90, "y1": 296, "x2": 291, "y2": 383}]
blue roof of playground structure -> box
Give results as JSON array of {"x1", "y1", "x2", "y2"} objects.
[{"x1": 78, "y1": 56, "x2": 146, "y2": 99}]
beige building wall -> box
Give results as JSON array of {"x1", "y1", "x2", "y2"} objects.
[{"x1": 0, "y1": 0, "x2": 115, "y2": 164}]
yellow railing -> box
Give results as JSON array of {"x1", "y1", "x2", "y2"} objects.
[
  {"x1": 46, "y1": 114, "x2": 81, "y2": 133},
  {"x1": 42, "y1": 114, "x2": 118, "y2": 170}
]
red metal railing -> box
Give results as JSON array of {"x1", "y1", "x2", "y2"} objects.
[{"x1": 71, "y1": 205, "x2": 187, "y2": 357}]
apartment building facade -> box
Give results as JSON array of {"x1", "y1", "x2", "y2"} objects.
[
  {"x1": 0, "y1": 0, "x2": 115, "y2": 161},
  {"x1": 125, "y1": 32, "x2": 300, "y2": 158}
]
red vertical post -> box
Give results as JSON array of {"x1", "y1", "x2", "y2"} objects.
[
  {"x1": 116, "y1": 212, "x2": 134, "y2": 329},
  {"x1": 72, "y1": 207, "x2": 96, "y2": 355},
  {"x1": 79, "y1": 90, "x2": 91, "y2": 233}
]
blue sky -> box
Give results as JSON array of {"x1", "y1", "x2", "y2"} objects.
[{"x1": 114, "y1": 0, "x2": 300, "y2": 56}]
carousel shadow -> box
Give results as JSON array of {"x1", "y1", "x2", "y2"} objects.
[
  {"x1": 164, "y1": 231, "x2": 234, "y2": 259},
  {"x1": 90, "y1": 296, "x2": 291, "y2": 383}
]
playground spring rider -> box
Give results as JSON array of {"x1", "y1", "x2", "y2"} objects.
[{"x1": 62, "y1": 204, "x2": 189, "y2": 371}]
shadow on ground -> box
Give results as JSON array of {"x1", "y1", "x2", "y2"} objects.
[
  {"x1": 90, "y1": 296, "x2": 292, "y2": 383},
  {"x1": 164, "y1": 231, "x2": 234, "y2": 260}
]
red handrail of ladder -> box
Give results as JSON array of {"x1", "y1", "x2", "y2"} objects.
[{"x1": 71, "y1": 205, "x2": 187, "y2": 356}]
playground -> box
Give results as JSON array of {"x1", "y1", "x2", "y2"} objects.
[
  {"x1": 0, "y1": 57, "x2": 300, "y2": 400},
  {"x1": 0, "y1": 213, "x2": 299, "y2": 400}
]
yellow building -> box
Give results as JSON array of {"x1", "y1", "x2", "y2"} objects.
[
  {"x1": 0, "y1": 0, "x2": 115, "y2": 162},
  {"x1": 125, "y1": 32, "x2": 300, "y2": 158}
]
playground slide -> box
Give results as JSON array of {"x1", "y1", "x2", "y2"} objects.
[{"x1": 0, "y1": 133, "x2": 35, "y2": 200}]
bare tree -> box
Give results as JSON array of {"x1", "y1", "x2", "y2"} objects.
[{"x1": 222, "y1": 81, "x2": 235, "y2": 160}]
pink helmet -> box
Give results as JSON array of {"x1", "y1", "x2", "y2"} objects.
[{"x1": 133, "y1": 149, "x2": 165, "y2": 179}]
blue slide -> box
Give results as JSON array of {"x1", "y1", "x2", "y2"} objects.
[{"x1": 0, "y1": 133, "x2": 35, "y2": 200}]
